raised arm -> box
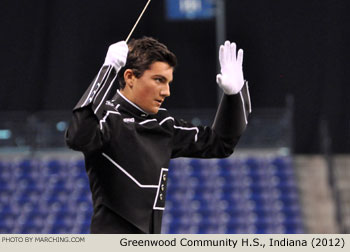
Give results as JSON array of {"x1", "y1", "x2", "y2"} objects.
[
  {"x1": 213, "y1": 41, "x2": 251, "y2": 139},
  {"x1": 171, "y1": 41, "x2": 251, "y2": 159},
  {"x1": 65, "y1": 41, "x2": 128, "y2": 153}
]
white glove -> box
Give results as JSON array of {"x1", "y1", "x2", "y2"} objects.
[
  {"x1": 216, "y1": 41, "x2": 244, "y2": 95},
  {"x1": 104, "y1": 41, "x2": 128, "y2": 71}
]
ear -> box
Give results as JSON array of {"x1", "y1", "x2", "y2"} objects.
[{"x1": 123, "y1": 69, "x2": 135, "y2": 88}]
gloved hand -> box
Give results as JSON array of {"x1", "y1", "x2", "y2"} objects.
[
  {"x1": 103, "y1": 41, "x2": 128, "y2": 72},
  {"x1": 216, "y1": 41, "x2": 244, "y2": 95}
]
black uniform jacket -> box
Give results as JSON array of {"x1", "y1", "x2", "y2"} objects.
[{"x1": 65, "y1": 64, "x2": 252, "y2": 233}]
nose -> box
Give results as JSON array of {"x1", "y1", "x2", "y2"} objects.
[{"x1": 160, "y1": 83, "x2": 170, "y2": 98}]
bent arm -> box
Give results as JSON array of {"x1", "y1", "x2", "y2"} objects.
[
  {"x1": 65, "y1": 107, "x2": 104, "y2": 153},
  {"x1": 65, "y1": 65, "x2": 118, "y2": 153}
]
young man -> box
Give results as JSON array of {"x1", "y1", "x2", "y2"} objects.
[{"x1": 65, "y1": 37, "x2": 251, "y2": 233}]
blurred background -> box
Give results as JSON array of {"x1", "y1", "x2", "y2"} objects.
[{"x1": 0, "y1": 0, "x2": 349, "y2": 233}]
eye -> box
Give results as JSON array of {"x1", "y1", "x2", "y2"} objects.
[{"x1": 154, "y1": 77, "x2": 165, "y2": 83}]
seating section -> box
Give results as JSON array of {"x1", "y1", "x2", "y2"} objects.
[
  {"x1": 0, "y1": 155, "x2": 304, "y2": 234},
  {"x1": 162, "y1": 156, "x2": 304, "y2": 233},
  {"x1": 0, "y1": 158, "x2": 91, "y2": 234},
  {"x1": 334, "y1": 156, "x2": 350, "y2": 233}
]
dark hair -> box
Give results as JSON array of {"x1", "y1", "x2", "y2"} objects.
[{"x1": 117, "y1": 37, "x2": 177, "y2": 89}]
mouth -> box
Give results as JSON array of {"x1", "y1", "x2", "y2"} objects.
[{"x1": 155, "y1": 99, "x2": 163, "y2": 106}]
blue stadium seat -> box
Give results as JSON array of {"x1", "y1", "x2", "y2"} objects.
[
  {"x1": 45, "y1": 159, "x2": 65, "y2": 175},
  {"x1": 0, "y1": 155, "x2": 304, "y2": 234},
  {"x1": 18, "y1": 159, "x2": 35, "y2": 173},
  {"x1": 0, "y1": 161, "x2": 4, "y2": 171}
]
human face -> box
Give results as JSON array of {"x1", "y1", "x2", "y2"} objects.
[{"x1": 129, "y1": 62, "x2": 173, "y2": 114}]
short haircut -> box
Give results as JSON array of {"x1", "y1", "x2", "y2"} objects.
[{"x1": 117, "y1": 37, "x2": 177, "y2": 89}]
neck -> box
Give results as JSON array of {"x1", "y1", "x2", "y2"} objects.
[
  {"x1": 117, "y1": 89, "x2": 148, "y2": 114},
  {"x1": 119, "y1": 88, "x2": 131, "y2": 100},
  {"x1": 119, "y1": 88, "x2": 134, "y2": 104}
]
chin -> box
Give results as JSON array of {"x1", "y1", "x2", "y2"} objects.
[
  {"x1": 144, "y1": 107, "x2": 158, "y2": 115},
  {"x1": 149, "y1": 109, "x2": 159, "y2": 114}
]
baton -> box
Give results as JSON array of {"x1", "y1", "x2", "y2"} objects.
[{"x1": 125, "y1": 0, "x2": 152, "y2": 43}]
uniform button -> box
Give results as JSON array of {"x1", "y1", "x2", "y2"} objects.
[
  {"x1": 92, "y1": 90, "x2": 96, "y2": 95},
  {"x1": 89, "y1": 97, "x2": 93, "y2": 102},
  {"x1": 161, "y1": 184, "x2": 165, "y2": 191},
  {"x1": 96, "y1": 82, "x2": 100, "y2": 88},
  {"x1": 163, "y1": 174, "x2": 166, "y2": 181},
  {"x1": 141, "y1": 114, "x2": 147, "y2": 117},
  {"x1": 159, "y1": 193, "x2": 163, "y2": 201}
]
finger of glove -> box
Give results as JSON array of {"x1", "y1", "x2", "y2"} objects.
[
  {"x1": 216, "y1": 74, "x2": 227, "y2": 92},
  {"x1": 117, "y1": 49, "x2": 128, "y2": 64},
  {"x1": 109, "y1": 41, "x2": 128, "y2": 53},
  {"x1": 230, "y1": 42, "x2": 237, "y2": 62},
  {"x1": 110, "y1": 45, "x2": 128, "y2": 56},
  {"x1": 224, "y1": 41, "x2": 231, "y2": 63},
  {"x1": 216, "y1": 74, "x2": 233, "y2": 94},
  {"x1": 110, "y1": 54, "x2": 127, "y2": 67},
  {"x1": 115, "y1": 57, "x2": 127, "y2": 67},
  {"x1": 111, "y1": 40, "x2": 127, "y2": 48},
  {"x1": 219, "y1": 45, "x2": 225, "y2": 68},
  {"x1": 216, "y1": 74, "x2": 223, "y2": 85},
  {"x1": 237, "y1": 49, "x2": 244, "y2": 66},
  {"x1": 109, "y1": 41, "x2": 126, "y2": 53}
]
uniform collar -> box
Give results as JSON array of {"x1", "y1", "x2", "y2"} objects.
[{"x1": 112, "y1": 90, "x2": 149, "y2": 117}]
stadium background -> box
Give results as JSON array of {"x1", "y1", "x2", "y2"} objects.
[{"x1": 0, "y1": 0, "x2": 349, "y2": 233}]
